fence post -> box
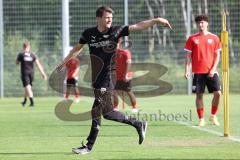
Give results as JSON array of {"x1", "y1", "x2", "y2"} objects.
[
  {"x1": 0, "y1": 0, "x2": 4, "y2": 98},
  {"x1": 124, "y1": 0, "x2": 129, "y2": 45},
  {"x1": 62, "y1": 0, "x2": 70, "y2": 59},
  {"x1": 187, "y1": 0, "x2": 192, "y2": 95},
  {"x1": 221, "y1": 11, "x2": 230, "y2": 137}
]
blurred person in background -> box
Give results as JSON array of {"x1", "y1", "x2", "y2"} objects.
[
  {"x1": 64, "y1": 57, "x2": 80, "y2": 103},
  {"x1": 16, "y1": 41, "x2": 47, "y2": 107},
  {"x1": 113, "y1": 38, "x2": 138, "y2": 113}
]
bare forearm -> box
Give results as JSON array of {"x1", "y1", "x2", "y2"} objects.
[
  {"x1": 185, "y1": 54, "x2": 191, "y2": 73},
  {"x1": 185, "y1": 62, "x2": 191, "y2": 73},
  {"x1": 129, "y1": 17, "x2": 172, "y2": 32},
  {"x1": 36, "y1": 60, "x2": 46, "y2": 77},
  {"x1": 184, "y1": 53, "x2": 192, "y2": 79},
  {"x1": 72, "y1": 68, "x2": 79, "y2": 78},
  {"x1": 211, "y1": 53, "x2": 220, "y2": 72},
  {"x1": 123, "y1": 62, "x2": 132, "y2": 81},
  {"x1": 63, "y1": 45, "x2": 82, "y2": 64},
  {"x1": 125, "y1": 62, "x2": 131, "y2": 74},
  {"x1": 39, "y1": 66, "x2": 46, "y2": 76},
  {"x1": 57, "y1": 43, "x2": 83, "y2": 71},
  {"x1": 130, "y1": 19, "x2": 155, "y2": 31}
]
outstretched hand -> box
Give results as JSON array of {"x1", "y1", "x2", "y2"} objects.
[
  {"x1": 184, "y1": 72, "x2": 190, "y2": 79},
  {"x1": 155, "y1": 17, "x2": 172, "y2": 30},
  {"x1": 42, "y1": 74, "x2": 48, "y2": 80},
  {"x1": 208, "y1": 69, "x2": 215, "y2": 78}
]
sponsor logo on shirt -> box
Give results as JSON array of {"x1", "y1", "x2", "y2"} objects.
[
  {"x1": 91, "y1": 36, "x2": 96, "y2": 42},
  {"x1": 103, "y1": 35, "x2": 109, "y2": 38},
  {"x1": 24, "y1": 56, "x2": 33, "y2": 62},
  {"x1": 208, "y1": 39, "x2": 213, "y2": 44},
  {"x1": 89, "y1": 40, "x2": 110, "y2": 48},
  {"x1": 194, "y1": 39, "x2": 199, "y2": 44}
]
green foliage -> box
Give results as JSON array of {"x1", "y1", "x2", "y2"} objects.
[{"x1": 2, "y1": 0, "x2": 240, "y2": 96}]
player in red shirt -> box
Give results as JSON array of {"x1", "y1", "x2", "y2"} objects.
[
  {"x1": 113, "y1": 38, "x2": 138, "y2": 113},
  {"x1": 65, "y1": 57, "x2": 80, "y2": 102},
  {"x1": 184, "y1": 15, "x2": 221, "y2": 127}
]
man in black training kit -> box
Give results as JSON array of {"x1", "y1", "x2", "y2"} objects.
[
  {"x1": 16, "y1": 41, "x2": 47, "y2": 107},
  {"x1": 57, "y1": 6, "x2": 172, "y2": 155}
]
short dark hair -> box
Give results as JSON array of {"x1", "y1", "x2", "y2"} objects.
[
  {"x1": 96, "y1": 5, "x2": 113, "y2": 17},
  {"x1": 195, "y1": 15, "x2": 209, "y2": 23},
  {"x1": 23, "y1": 41, "x2": 30, "y2": 49}
]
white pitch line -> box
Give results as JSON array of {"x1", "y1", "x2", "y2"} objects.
[{"x1": 177, "y1": 121, "x2": 240, "y2": 143}]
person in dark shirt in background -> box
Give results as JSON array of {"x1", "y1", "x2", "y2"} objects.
[{"x1": 16, "y1": 41, "x2": 47, "y2": 107}]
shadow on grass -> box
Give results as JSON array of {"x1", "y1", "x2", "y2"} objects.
[
  {"x1": 1, "y1": 153, "x2": 239, "y2": 160},
  {"x1": 0, "y1": 150, "x2": 130, "y2": 156},
  {"x1": 102, "y1": 159, "x2": 240, "y2": 160},
  {"x1": 0, "y1": 152, "x2": 70, "y2": 155}
]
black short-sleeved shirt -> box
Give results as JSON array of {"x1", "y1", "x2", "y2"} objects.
[
  {"x1": 79, "y1": 26, "x2": 129, "y2": 89},
  {"x1": 17, "y1": 52, "x2": 37, "y2": 75}
]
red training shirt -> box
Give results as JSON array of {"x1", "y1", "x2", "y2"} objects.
[
  {"x1": 66, "y1": 58, "x2": 80, "y2": 79},
  {"x1": 184, "y1": 32, "x2": 221, "y2": 73},
  {"x1": 115, "y1": 49, "x2": 132, "y2": 80}
]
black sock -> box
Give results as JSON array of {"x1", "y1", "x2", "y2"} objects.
[
  {"x1": 22, "y1": 98, "x2": 27, "y2": 104},
  {"x1": 29, "y1": 97, "x2": 34, "y2": 105},
  {"x1": 21, "y1": 98, "x2": 27, "y2": 106}
]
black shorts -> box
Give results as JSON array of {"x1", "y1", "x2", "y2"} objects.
[
  {"x1": 192, "y1": 73, "x2": 221, "y2": 93},
  {"x1": 66, "y1": 78, "x2": 78, "y2": 87},
  {"x1": 21, "y1": 73, "x2": 34, "y2": 87},
  {"x1": 114, "y1": 80, "x2": 132, "y2": 92}
]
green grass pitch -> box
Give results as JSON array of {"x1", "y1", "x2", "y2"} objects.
[{"x1": 0, "y1": 95, "x2": 240, "y2": 160}]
